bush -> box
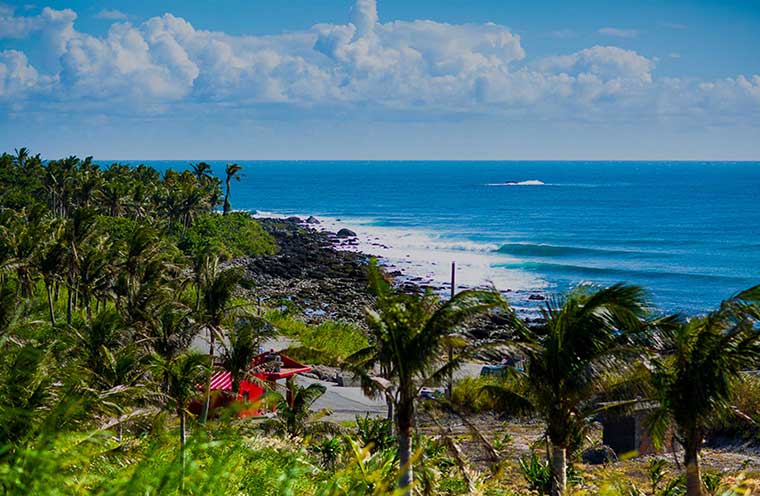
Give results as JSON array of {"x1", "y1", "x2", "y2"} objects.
[
  {"x1": 268, "y1": 313, "x2": 368, "y2": 366},
  {"x1": 714, "y1": 373, "x2": 760, "y2": 438},
  {"x1": 355, "y1": 415, "x2": 394, "y2": 452},
  {"x1": 519, "y1": 452, "x2": 552, "y2": 495},
  {"x1": 181, "y1": 212, "x2": 276, "y2": 258}
]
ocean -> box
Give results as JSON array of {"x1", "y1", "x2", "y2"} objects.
[{"x1": 123, "y1": 161, "x2": 760, "y2": 316}]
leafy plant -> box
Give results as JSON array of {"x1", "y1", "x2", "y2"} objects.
[{"x1": 519, "y1": 452, "x2": 552, "y2": 495}]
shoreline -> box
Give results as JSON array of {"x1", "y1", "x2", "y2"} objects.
[{"x1": 244, "y1": 215, "x2": 545, "y2": 336}]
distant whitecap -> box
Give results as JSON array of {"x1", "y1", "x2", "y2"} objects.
[{"x1": 486, "y1": 179, "x2": 545, "y2": 186}]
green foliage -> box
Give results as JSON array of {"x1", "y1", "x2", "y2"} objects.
[
  {"x1": 181, "y1": 212, "x2": 276, "y2": 259},
  {"x1": 519, "y1": 452, "x2": 552, "y2": 495},
  {"x1": 269, "y1": 312, "x2": 368, "y2": 366},
  {"x1": 355, "y1": 415, "x2": 395, "y2": 452}
]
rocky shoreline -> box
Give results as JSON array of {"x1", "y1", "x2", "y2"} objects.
[
  {"x1": 240, "y1": 216, "x2": 525, "y2": 340},
  {"x1": 240, "y1": 217, "x2": 376, "y2": 324}
]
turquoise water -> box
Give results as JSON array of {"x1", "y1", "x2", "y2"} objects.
[{"x1": 126, "y1": 161, "x2": 760, "y2": 315}]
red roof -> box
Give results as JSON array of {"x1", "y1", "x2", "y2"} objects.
[{"x1": 207, "y1": 351, "x2": 312, "y2": 391}]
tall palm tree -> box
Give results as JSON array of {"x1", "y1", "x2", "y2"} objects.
[
  {"x1": 647, "y1": 286, "x2": 760, "y2": 496},
  {"x1": 198, "y1": 264, "x2": 244, "y2": 423},
  {"x1": 151, "y1": 352, "x2": 208, "y2": 466},
  {"x1": 191, "y1": 162, "x2": 213, "y2": 183},
  {"x1": 482, "y1": 283, "x2": 651, "y2": 496},
  {"x1": 348, "y1": 260, "x2": 509, "y2": 492},
  {"x1": 222, "y1": 164, "x2": 242, "y2": 216}
]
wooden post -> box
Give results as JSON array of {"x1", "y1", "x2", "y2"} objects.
[
  {"x1": 286, "y1": 376, "x2": 296, "y2": 408},
  {"x1": 447, "y1": 262, "x2": 456, "y2": 400}
]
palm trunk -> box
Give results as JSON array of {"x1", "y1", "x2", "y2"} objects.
[
  {"x1": 223, "y1": 177, "x2": 231, "y2": 215},
  {"x1": 684, "y1": 438, "x2": 703, "y2": 496},
  {"x1": 200, "y1": 328, "x2": 215, "y2": 424},
  {"x1": 66, "y1": 286, "x2": 73, "y2": 324},
  {"x1": 397, "y1": 393, "x2": 414, "y2": 493},
  {"x1": 179, "y1": 409, "x2": 187, "y2": 490},
  {"x1": 45, "y1": 282, "x2": 56, "y2": 327},
  {"x1": 386, "y1": 394, "x2": 394, "y2": 422},
  {"x1": 550, "y1": 444, "x2": 567, "y2": 496}
]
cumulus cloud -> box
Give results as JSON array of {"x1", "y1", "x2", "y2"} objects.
[
  {"x1": 598, "y1": 27, "x2": 639, "y2": 38},
  {"x1": 0, "y1": 0, "x2": 757, "y2": 124},
  {"x1": 94, "y1": 9, "x2": 127, "y2": 21}
]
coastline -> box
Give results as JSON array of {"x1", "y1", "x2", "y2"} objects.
[{"x1": 245, "y1": 214, "x2": 546, "y2": 331}]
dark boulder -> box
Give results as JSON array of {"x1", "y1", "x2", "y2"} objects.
[
  {"x1": 528, "y1": 294, "x2": 546, "y2": 301},
  {"x1": 286, "y1": 216, "x2": 301, "y2": 222},
  {"x1": 582, "y1": 446, "x2": 617, "y2": 465},
  {"x1": 306, "y1": 216, "x2": 320, "y2": 224},
  {"x1": 336, "y1": 228, "x2": 357, "y2": 238}
]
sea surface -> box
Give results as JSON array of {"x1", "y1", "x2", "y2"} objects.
[{"x1": 118, "y1": 161, "x2": 760, "y2": 316}]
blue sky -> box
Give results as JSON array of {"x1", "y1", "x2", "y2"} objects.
[{"x1": 1, "y1": 0, "x2": 759, "y2": 159}]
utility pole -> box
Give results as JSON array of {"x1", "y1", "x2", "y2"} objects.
[{"x1": 446, "y1": 261, "x2": 456, "y2": 401}]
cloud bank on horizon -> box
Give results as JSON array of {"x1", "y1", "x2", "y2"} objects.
[{"x1": 0, "y1": 0, "x2": 758, "y2": 155}]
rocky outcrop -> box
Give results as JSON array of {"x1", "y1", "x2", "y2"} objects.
[
  {"x1": 243, "y1": 218, "x2": 374, "y2": 323},
  {"x1": 336, "y1": 228, "x2": 357, "y2": 238}
]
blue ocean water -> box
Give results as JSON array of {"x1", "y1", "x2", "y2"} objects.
[{"x1": 124, "y1": 161, "x2": 760, "y2": 316}]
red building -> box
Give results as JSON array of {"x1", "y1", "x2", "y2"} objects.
[{"x1": 191, "y1": 350, "x2": 312, "y2": 418}]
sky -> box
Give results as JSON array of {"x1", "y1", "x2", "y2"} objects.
[{"x1": 0, "y1": 0, "x2": 759, "y2": 160}]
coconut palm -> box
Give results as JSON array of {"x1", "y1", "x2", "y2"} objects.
[
  {"x1": 198, "y1": 263, "x2": 244, "y2": 423},
  {"x1": 219, "y1": 316, "x2": 274, "y2": 394},
  {"x1": 222, "y1": 163, "x2": 242, "y2": 215},
  {"x1": 151, "y1": 352, "x2": 208, "y2": 455},
  {"x1": 481, "y1": 283, "x2": 651, "y2": 496},
  {"x1": 262, "y1": 382, "x2": 335, "y2": 438},
  {"x1": 348, "y1": 260, "x2": 509, "y2": 492},
  {"x1": 647, "y1": 285, "x2": 760, "y2": 496},
  {"x1": 191, "y1": 162, "x2": 213, "y2": 183}
]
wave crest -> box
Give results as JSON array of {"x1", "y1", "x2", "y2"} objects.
[{"x1": 487, "y1": 179, "x2": 545, "y2": 186}]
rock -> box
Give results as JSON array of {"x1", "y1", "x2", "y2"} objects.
[
  {"x1": 335, "y1": 372, "x2": 362, "y2": 387},
  {"x1": 336, "y1": 228, "x2": 357, "y2": 238},
  {"x1": 286, "y1": 216, "x2": 301, "y2": 222},
  {"x1": 528, "y1": 294, "x2": 546, "y2": 301},
  {"x1": 306, "y1": 216, "x2": 320, "y2": 224},
  {"x1": 582, "y1": 446, "x2": 618, "y2": 465}
]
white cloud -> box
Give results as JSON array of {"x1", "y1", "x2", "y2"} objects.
[
  {"x1": 669, "y1": 52, "x2": 681, "y2": 59},
  {"x1": 0, "y1": 0, "x2": 756, "y2": 125},
  {"x1": 0, "y1": 49, "x2": 51, "y2": 98},
  {"x1": 95, "y1": 9, "x2": 127, "y2": 21},
  {"x1": 598, "y1": 27, "x2": 639, "y2": 39}
]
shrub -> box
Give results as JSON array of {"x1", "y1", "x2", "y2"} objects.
[
  {"x1": 268, "y1": 313, "x2": 368, "y2": 366},
  {"x1": 519, "y1": 452, "x2": 552, "y2": 495},
  {"x1": 181, "y1": 212, "x2": 276, "y2": 258},
  {"x1": 355, "y1": 415, "x2": 394, "y2": 452}
]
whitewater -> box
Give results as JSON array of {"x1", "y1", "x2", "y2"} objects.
[{"x1": 118, "y1": 160, "x2": 760, "y2": 315}]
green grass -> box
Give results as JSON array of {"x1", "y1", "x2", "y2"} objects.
[{"x1": 267, "y1": 311, "x2": 368, "y2": 366}]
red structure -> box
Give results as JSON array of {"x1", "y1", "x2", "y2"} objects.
[{"x1": 190, "y1": 350, "x2": 312, "y2": 418}]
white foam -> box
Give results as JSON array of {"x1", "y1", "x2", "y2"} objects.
[
  {"x1": 254, "y1": 210, "x2": 547, "y2": 294},
  {"x1": 486, "y1": 179, "x2": 545, "y2": 186}
]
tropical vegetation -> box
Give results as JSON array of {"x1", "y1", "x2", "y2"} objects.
[{"x1": 0, "y1": 149, "x2": 759, "y2": 495}]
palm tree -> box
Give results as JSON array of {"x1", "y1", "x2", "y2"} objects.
[
  {"x1": 647, "y1": 286, "x2": 760, "y2": 496},
  {"x1": 262, "y1": 382, "x2": 334, "y2": 438},
  {"x1": 191, "y1": 162, "x2": 213, "y2": 183},
  {"x1": 219, "y1": 316, "x2": 273, "y2": 394},
  {"x1": 481, "y1": 283, "x2": 651, "y2": 496},
  {"x1": 222, "y1": 163, "x2": 242, "y2": 215},
  {"x1": 151, "y1": 352, "x2": 208, "y2": 461},
  {"x1": 198, "y1": 264, "x2": 244, "y2": 423},
  {"x1": 348, "y1": 260, "x2": 509, "y2": 492}
]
